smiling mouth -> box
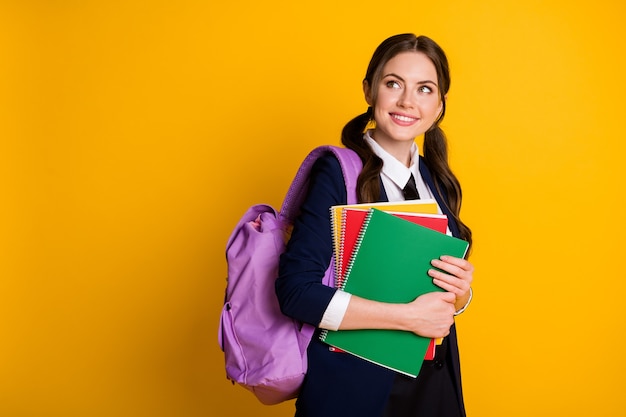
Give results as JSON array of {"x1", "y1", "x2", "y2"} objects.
[{"x1": 391, "y1": 113, "x2": 418, "y2": 123}]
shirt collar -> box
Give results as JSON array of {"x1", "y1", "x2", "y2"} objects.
[{"x1": 364, "y1": 130, "x2": 420, "y2": 189}]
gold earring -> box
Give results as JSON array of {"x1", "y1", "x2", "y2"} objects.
[
  {"x1": 364, "y1": 119, "x2": 377, "y2": 131},
  {"x1": 364, "y1": 106, "x2": 376, "y2": 132}
]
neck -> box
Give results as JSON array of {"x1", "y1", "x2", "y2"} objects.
[{"x1": 371, "y1": 135, "x2": 414, "y2": 167}]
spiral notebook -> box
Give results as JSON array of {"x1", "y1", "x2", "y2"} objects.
[
  {"x1": 337, "y1": 208, "x2": 449, "y2": 288},
  {"x1": 320, "y1": 208, "x2": 469, "y2": 377},
  {"x1": 336, "y1": 208, "x2": 449, "y2": 360},
  {"x1": 329, "y1": 200, "x2": 438, "y2": 278}
]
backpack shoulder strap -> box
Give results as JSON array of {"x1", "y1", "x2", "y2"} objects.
[{"x1": 279, "y1": 145, "x2": 362, "y2": 223}]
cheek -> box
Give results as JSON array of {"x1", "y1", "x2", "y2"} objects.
[
  {"x1": 373, "y1": 107, "x2": 386, "y2": 123},
  {"x1": 374, "y1": 94, "x2": 397, "y2": 115},
  {"x1": 425, "y1": 99, "x2": 443, "y2": 116}
]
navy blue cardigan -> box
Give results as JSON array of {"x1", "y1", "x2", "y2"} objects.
[{"x1": 276, "y1": 154, "x2": 465, "y2": 417}]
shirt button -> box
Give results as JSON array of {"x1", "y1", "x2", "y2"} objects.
[{"x1": 434, "y1": 361, "x2": 444, "y2": 369}]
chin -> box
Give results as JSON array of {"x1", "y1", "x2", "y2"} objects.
[{"x1": 392, "y1": 135, "x2": 420, "y2": 143}]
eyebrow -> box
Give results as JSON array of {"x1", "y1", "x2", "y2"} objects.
[{"x1": 383, "y1": 72, "x2": 438, "y2": 86}]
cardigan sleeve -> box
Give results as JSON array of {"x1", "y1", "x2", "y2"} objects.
[{"x1": 275, "y1": 154, "x2": 346, "y2": 326}]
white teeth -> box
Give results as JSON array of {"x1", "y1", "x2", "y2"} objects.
[{"x1": 392, "y1": 114, "x2": 416, "y2": 122}]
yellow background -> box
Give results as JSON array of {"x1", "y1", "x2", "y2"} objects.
[{"x1": 2, "y1": 1, "x2": 625, "y2": 416}]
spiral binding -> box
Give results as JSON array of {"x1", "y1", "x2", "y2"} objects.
[
  {"x1": 320, "y1": 328, "x2": 329, "y2": 341},
  {"x1": 329, "y1": 206, "x2": 342, "y2": 280},
  {"x1": 320, "y1": 208, "x2": 375, "y2": 343},
  {"x1": 341, "y1": 208, "x2": 374, "y2": 290},
  {"x1": 321, "y1": 206, "x2": 342, "y2": 343},
  {"x1": 336, "y1": 208, "x2": 348, "y2": 289}
]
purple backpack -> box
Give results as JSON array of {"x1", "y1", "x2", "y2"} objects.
[{"x1": 218, "y1": 146, "x2": 362, "y2": 405}]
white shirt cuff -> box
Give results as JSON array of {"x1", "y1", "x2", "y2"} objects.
[{"x1": 319, "y1": 290, "x2": 352, "y2": 330}]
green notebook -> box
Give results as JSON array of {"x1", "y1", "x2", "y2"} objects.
[{"x1": 320, "y1": 208, "x2": 469, "y2": 377}]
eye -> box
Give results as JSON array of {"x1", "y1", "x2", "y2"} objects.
[
  {"x1": 418, "y1": 85, "x2": 433, "y2": 94},
  {"x1": 386, "y1": 80, "x2": 401, "y2": 89}
]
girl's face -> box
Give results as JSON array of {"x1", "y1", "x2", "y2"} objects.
[{"x1": 365, "y1": 51, "x2": 443, "y2": 150}]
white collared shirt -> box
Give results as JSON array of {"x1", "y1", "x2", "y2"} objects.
[{"x1": 363, "y1": 130, "x2": 436, "y2": 203}]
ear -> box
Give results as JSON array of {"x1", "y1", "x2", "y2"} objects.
[
  {"x1": 362, "y1": 79, "x2": 373, "y2": 106},
  {"x1": 437, "y1": 94, "x2": 447, "y2": 114}
]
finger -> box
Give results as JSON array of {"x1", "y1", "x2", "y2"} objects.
[
  {"x1": 429, "y1": 269, "x2": 470, "y2": 294},
  {"x1": 430, "y1": 259, "x2": 463, "y2": 278},
  {"x1": 427, "y1": 267, "x2": 460, "y2": 284},
  {"x1": 432, "y1": 277, "x2": 465, "y2": 296},
  {"x1": 438, "y1": 291, "x2": 457, "y2": 303},
  {"x1": 429, "y1": 259, "x2": 467, "y2": 280},
  {"x1": 440, "y1": 256, "x2": 474, "y2": 273},
  {"x1": 430, "y1": 259, "x2": 473, "y2": 284}
]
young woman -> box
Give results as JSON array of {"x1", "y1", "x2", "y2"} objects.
[{"x1": 276, "y1": 33, "x2": 474, "y2": 417}]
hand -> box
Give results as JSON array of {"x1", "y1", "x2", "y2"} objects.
[
  {"x1": 428, "y1": 255, "x2": 474, "y2": 311},
  {"x1": 404, "y1": 292, "x2": 456, "y2": 338}
]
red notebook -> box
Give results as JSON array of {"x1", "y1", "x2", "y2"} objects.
[{"x1": 337, "y1": 208, "x2": 449, "y2": 361}]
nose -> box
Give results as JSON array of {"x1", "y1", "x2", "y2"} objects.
[{"x1": 397, "y1": 89, "x2": 416, "y2": 109}]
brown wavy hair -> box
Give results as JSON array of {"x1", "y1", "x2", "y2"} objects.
[{"x1": 341, "y1": 33, "x2": 472, "y2": 248}]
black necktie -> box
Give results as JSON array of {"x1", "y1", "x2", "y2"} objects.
[{"x1": 402, "y1": 174, "x2": 420, "y2": 200}]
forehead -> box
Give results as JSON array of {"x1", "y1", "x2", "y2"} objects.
[{"x1": 381, "y1": 51, "x2": 438, "y2": 82}]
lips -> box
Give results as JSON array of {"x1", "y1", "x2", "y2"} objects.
[{"x1": 390, "y1": 113, "x2": 419, "y2": 125}]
